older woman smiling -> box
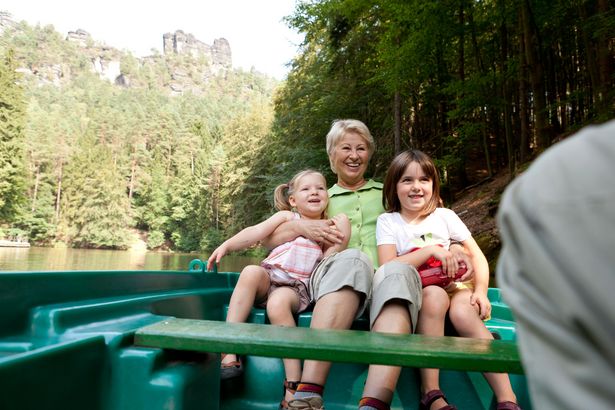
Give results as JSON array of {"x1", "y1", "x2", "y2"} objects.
[{"x1": 265, "y1": 119, "x2": 472, "y2": 410}]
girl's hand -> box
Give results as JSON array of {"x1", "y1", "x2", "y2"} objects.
[
  {"x1": 429, "y1": 245, "x2": 458, "y2": 277},
  {"x1": 330, "y1": 214, "x2": 349, "y2": 231},
  {"x1": 470, "y1": 291, "x2": 492, "y2": 320},
  {"x1": 207, "y1": 244, "x2": 228, "y2": 271},
  {"x1": 449, "y1": 243, "x2": 474, "y2": 281}
]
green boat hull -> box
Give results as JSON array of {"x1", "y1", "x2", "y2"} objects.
[{"x1": 0, "y1": 265, "x2": 531, "y2": 409}]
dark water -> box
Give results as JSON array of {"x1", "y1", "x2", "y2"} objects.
[{"x1": 0, "y1": 246, "x2": 260, "y2": 273}]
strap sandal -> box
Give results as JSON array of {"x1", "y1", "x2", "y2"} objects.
[
  {"x1": 279, "y1": 379, "x2": 300, "y2": 409},
  {"x1": 287, "y1": 396, "x2": 324, "y2": 410},
  {"x1": 419, "y1": 389, "x2": 457, "y2": 410},
  {"x1": 220, "y1": 353, "x2": 243, "y2": 380},
  {"x1": 497, "y1": 401, "x2": 522, "y2": 410}
]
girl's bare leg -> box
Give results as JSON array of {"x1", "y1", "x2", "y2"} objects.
[
  {"x1": 222, "y1": 265, "x2": 271, "y2": 365},
  {"x1": 449, "y1": 290, "x2": 517, "y2": 404},
  {"x1": 267, "y1": 287, "x2": 302, "y2": 403},
  {"x1": 417, "y1": 286, "x2": 451, "y2": 409}
]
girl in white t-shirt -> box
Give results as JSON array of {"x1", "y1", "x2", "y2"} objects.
[{"x1": 377, "y1": 150, "x2": 521, "y2": 410}]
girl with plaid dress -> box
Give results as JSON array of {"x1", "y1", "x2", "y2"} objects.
[{"x1": 207, "y1": 169, "x2": 349, "y2": 408}]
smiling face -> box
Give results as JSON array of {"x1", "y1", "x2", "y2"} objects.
[
  {"x1": 289, "y1": 172, "x2": 329, "y2": 220},
  {"x1": 330, "y1": 132, "x2": 370, "y2": 189},
  {"x1": 396, "y1": 161, "x2": 434, "y2": 221}
]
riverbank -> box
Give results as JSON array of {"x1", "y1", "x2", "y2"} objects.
[{"x1": 0, "y1": 239, "x2": 30, "y2": 248}]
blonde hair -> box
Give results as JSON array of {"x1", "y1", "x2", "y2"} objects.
[
  {"x1": 325, "y1": 119, "x2": 375, "y2": 174},
  {"x1": 273, "y1": 170, "x2": 327, "y2": 217}
]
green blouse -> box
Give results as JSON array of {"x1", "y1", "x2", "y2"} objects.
[{"x1": 327, "y1": 179, "x2": 384, "y2": 268}]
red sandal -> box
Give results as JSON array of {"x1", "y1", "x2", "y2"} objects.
[
  {"x1": 419, "y1": 389, "x2": 457, "y2": 410},
  {"x1": 497, "y1": 401, "x2": 522, "y2": 410},
  {"x1": 279, "y1": 379, "x2": 299, "y2": 409}
]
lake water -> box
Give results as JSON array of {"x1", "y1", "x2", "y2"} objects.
[{"x1": 0, "y1": 246, "x2": 260, "y2": 273}]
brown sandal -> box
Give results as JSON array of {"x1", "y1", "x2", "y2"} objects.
[
  {"x1": 279, "y1": 379, "x2": 299, "y2": 409},
  {"x1": 220, "y1": 353, "x2": 243, "y2": 380}
]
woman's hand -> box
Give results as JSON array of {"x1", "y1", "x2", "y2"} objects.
[
  {"x1": 471, "y1": 291, "x2": 492, "y2": 320},
  {"x1": 303, "y1": 218, "x2": 345, "y2": 246},
  {"x1": 450, "y1": 243, "x2": 474, "y2": 281}
]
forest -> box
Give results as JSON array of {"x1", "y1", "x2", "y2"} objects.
[{"x1": 0, "y1": 0, "x2": 613, "y2": 253}]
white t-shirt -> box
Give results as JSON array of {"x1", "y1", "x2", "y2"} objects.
[{"x1": 376, "y1": 208, "x2": 471, "y2": 256}]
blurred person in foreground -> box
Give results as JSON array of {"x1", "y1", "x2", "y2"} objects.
[{"x1": 497, "y1": 119, "x2": 615, "y2": 410}]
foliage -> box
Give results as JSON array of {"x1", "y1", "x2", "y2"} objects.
[
  {"x1": 1, "y1": 3, "x2": 613, "y2": 252},
  {"x1": 274, "y1": 0, "x2": 614, "y2": 188},
  {"x1": 0, "y1": 49, "x2": 27, "y2": 223},
  {"x1": 0, "y1": 20, "x2": 278, "y2": 250}
]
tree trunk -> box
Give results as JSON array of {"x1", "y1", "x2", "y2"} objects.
[
  {"x1": 31, "y1": 163, "x2": 40, "y2": 212},
  {"x1": 520, "y1": 0, "x2": 549, "y2": 151},
  {"x1": 518, "y1": 15, "x2": 529, "y2": 163},
  {"x1": 394, "y1": 90, "x2": 401, "y2": 154},
  {"x1": 596, "y1": 0, "x2": 612, "y2": 110},
  {"x1": 54, "y1": 162, "x2": 63, "y2": 223},
  {"x1": 499, "y1": 0, "x2": 514, "y2": 177},
  {"x1": 128, "y1": 158, "x2": 136, "y2": 200}
]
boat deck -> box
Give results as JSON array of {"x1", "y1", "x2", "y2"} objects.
[{"x1": 0, "y1": 266, "x2": 531, "y2": 410}]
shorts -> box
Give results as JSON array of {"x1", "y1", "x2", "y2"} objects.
[
  {"x1": 309, "y1": 248, "x2": 373, "y2": 318},
  {"x1": 258, "y1": 273, "x2": 312, "y2": 313},
  {"x1": 443, "y1": 280, "x2": 491, "y2": 321},
  {"x1": 371, "y1": 261, "x2": 422, "y2": 331}
]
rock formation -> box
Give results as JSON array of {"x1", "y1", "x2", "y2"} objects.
[
  {"x1": 66, "y1": 29, "x2": 91, "y2": 47},
  {"x1": 2, "y1": 14, "x2": 235, "y2": 94},
  {"x1": 163, "y1": 30, "x2": 232, "y2": 73}
]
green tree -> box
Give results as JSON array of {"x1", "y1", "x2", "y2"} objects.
[
  {"x1": 0, "y1": 49, "x2": 27, "y2": 223},
  {"x1": 60, "y1": 141, "x2": 132, "y2": 248}
]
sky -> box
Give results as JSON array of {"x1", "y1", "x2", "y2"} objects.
[{"x1": 1, "y1": 0, "x2": 302, "y2": 79}]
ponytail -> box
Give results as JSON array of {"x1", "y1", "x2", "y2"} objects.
[{"x1": 273, "y1": 183, "x2": 292, "y2": 211}]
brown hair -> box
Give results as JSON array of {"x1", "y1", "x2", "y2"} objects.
[
  {"x1": 273, "y1": 169, "x2": 327, "y2": 217},
  {"x1": 382, "y1": 150, "x2": 442, "y2": 215}
]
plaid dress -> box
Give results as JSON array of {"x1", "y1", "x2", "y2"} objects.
[{"x1": 260, "y1": 214, "x2": 323, "y2": 285}]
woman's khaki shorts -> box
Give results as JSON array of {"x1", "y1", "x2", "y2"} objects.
[
  {"x1": 309, "y1": 250, "x2": 422, "y2": 330},
  {"x1": 309, "y1": 248, "x2": 373, "y2": 318},
  {"x1": 371, "y1": 261, "x2": 422, "y2": 331}
]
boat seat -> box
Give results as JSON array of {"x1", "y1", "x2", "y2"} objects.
[{"x1": 135, "y1": 318, "x2": 524, "y2": 374}]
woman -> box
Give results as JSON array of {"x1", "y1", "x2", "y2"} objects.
[{"x1": 265, "y1": 119, "x2": 472, "y2": 410}]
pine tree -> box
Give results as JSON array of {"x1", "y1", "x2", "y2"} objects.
[{"x1": 0, "y1": 49, "x2": 27, "y2": 223}]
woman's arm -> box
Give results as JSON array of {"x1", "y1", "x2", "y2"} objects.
[
  {"x1": 207, "y1": 211, "x2": 294, "y2": 270},
  {"x1": 323, "y1": 214, "x2": 350, "y2": 256},
  {"x1": 261, "y1": 217, "x2": 345, "y2": 250}
]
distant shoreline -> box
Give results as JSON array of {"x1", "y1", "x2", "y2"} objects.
[{"x1": 0, "y1": 239, "x2": 30, "y2": 248}]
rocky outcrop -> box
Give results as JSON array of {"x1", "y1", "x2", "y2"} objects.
[
  {"x1": 4, "y1": 15, "x2": 234, "y2": 94},
  {"x1": 66, "y1": 29, "x2": 91, "y2": 47},
  {"x1": 0, "y1": 11, "x2": 17, "y2": 34},
  {"x1": 91, "y1": 56, "x2": 121, "y2": 83},
  {"x1": 163, "y1": 30, "x2": 232, "y2": 72}
]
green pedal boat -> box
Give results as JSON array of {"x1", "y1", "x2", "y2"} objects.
[{"x1": 0, "y1": 260, "x2": 531, "y2": 409}]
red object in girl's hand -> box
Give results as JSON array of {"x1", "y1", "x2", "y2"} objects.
[{"x1": 419, "y1": 260, "x2": 467, "y2": 288}]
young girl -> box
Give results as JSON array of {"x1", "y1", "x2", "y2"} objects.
[
  {"x1": 376, "y1": 150, "x2": 521, "y2": 410},
  {"x1": 207, "y1": 169, "x2": 349, "y2": 409}
]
